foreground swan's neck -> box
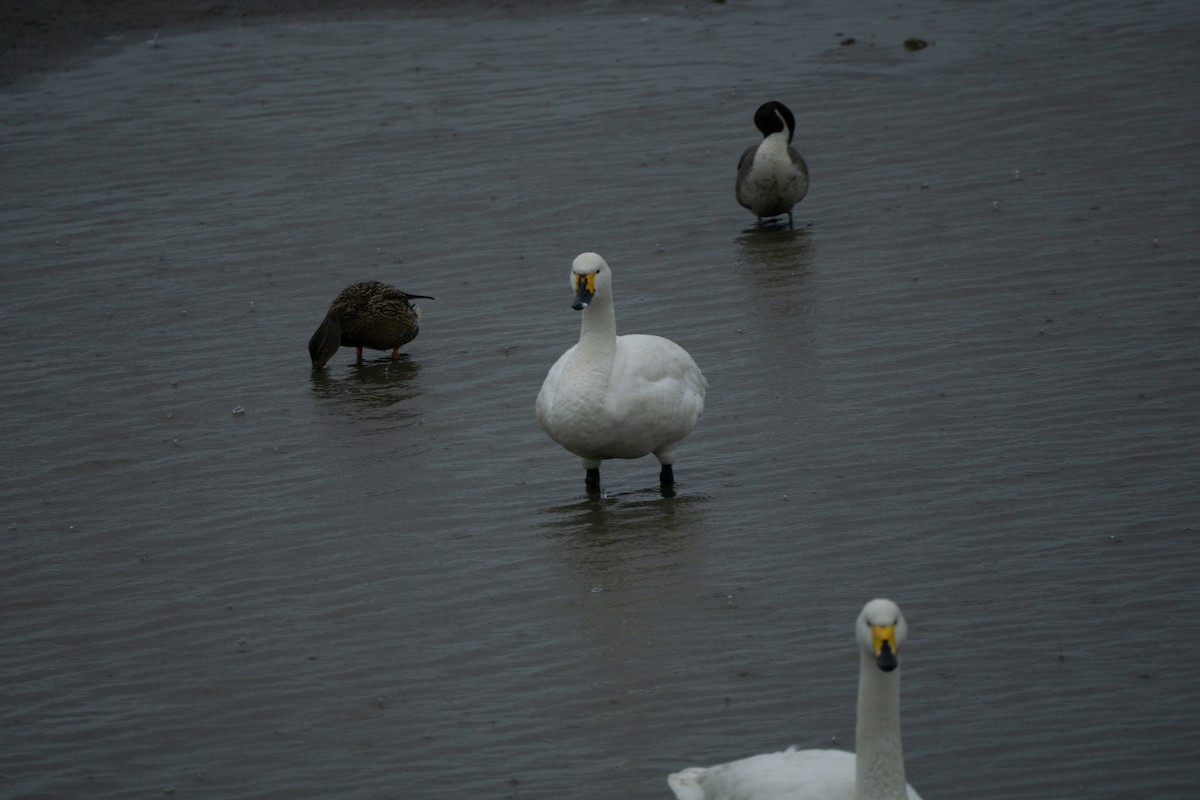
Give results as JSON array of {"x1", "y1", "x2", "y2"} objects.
[
  {"x1": 855, "y1": 651, "x2": 908, "y2": 800},
  {"x1": 578, "y1": 286, "x2": 617, "y2": 354}
]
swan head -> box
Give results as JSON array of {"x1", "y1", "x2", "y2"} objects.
[
  {"x1": 857, "y1": 598, "x2": 907, "y2": 673},
  {"x1": 570, "y1": 252, "x2": 610, "y2": 311}
]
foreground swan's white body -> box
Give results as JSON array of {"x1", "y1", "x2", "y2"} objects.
[
  {"x1": 668, "y1": 599, "x2": 923, "y2": 800},
  {"x1": 536, "y1": 252, "x2": 707, "y2": 492},
  {"x1": 736, "y1": 100, "x2": 810, "y2": 227}
]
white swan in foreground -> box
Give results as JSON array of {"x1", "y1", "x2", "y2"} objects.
[
  {"x1": 536, "y1": 252, "x2": 707, "y2": 493},
  {"x1": 668, "y1": 599, "x2": 923, "y2": 800},
  {"x1": 736, "y1": 100, "x2": 810, "y2": 227}
]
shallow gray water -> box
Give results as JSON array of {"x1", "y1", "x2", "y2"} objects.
[{"x1": 2, "y1": 0, "x2": 1199, "y2": 798}]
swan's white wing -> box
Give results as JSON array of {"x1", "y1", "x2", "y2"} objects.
[
  {"x1": 597, "y1": 334, "x2": 704, "y2": 458},
  {"x1": 668, "y1": 747, "x2": 924, "y2": 800},
  {"x1": 539, "y1": 333, "x2": 704, "y2": 461},
  {"x1": 667, "y1": 767, "x2": 711, "y2": 800},
  {"x1": 613, "y1": 334, "x2": 706, "y2": 419},
  {"x1": 669, "y1": 748, "x2": 856, "y2": 800},
  {"x1": 535, "y1": 343, "x2": 578, "y2": 426}
]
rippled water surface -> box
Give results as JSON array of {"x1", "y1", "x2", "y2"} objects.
[{"x1": 3, "y1": 1, "x2": 1199, "y2": 797}]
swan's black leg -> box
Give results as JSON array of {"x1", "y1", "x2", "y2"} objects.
[
  {"x1": 585, "y1": 468, "x2": 601, "y2": 493},
  {"x1": 659, "y1": 464, "x2": 675, "y2": 485}
]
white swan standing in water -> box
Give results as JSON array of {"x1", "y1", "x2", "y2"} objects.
[
  {"x1": 536, "y1": 252, "x2": 707, "y2": 493},
  {"x1": 668, "y1": 599, "x2": 923, "y2": 800},
  {"x1": 735, "y1": 100, "x2": 810, "y2": 227}
]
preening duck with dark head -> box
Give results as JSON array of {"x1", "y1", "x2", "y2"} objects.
[{"x1": 736, "y1": 100, "x2": 810, "y2": 227}]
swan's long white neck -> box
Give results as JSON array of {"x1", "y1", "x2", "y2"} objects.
[
  {"x1": 577, "y1": 279, "x2": 617, "y2": 356},
  {"x1": 855, "y1": 650, "x2": 908, "y2": 800}
]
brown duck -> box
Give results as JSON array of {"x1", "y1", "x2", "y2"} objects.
[{"x1": 308, "y1": 281, "x2": 433, "y2": 370}]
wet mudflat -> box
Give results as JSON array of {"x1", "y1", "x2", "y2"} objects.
[{"x1": 2, "y1": 1, "x2": 1199, "y2": 797}]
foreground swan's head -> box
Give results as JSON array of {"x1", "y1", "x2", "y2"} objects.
[
  {"x1": 857, "y1": 598, "x2": 908, "y2": 672},
  {"x1": 570, "y1": 251, "x2": 611, "y2": 310}
]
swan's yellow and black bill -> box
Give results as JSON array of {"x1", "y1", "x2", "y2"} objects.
[
  {"x1": 871, "y1": 624, "x2": 899, "y2": 672},
  {"x1": 572, "y1": 273, "x2": 596, "y2": 310}
]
